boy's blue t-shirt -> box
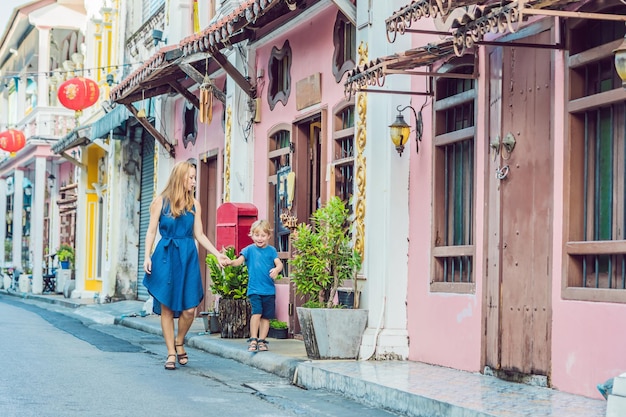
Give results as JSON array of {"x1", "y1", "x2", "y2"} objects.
[{"x1": 241, "y1": 244, "x2": 278, "y2": 296}]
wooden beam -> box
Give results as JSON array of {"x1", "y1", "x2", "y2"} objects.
[
  {"x1": 170, "y1": 80, "x2": 200, "y2": 109},
  {"x1": 60, "y1": 151, "x2": 86, "y2": 169},
  {"x1": 209, "y1": 47, "x2": 256, "y2": 98},
  {"x1": 331, "y1": 0, "x2": 356, "y2": 25},
  {"x1": 178, "y1": 61, "x2": 226, "y2": 104},
  {"x1": 116, "y1": 84, "x2": 173, "y2": 105},
  {"x1": 124, "y1": 103, "x2": 176, "y2": 158}
]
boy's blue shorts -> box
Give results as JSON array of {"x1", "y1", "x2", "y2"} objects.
[{"x1": 248, "y1": 294, "x2": 276, "y2": 319}]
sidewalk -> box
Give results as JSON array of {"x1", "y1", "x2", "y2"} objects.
[{"x1": 3, "y1": 290, "x2": 608, "y2": 417}]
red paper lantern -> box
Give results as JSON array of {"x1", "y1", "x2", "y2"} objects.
[
  {"x1": 0, "y1": 129, "x2": 26, "y2": 155},
  {"x1": 57, "y1": 77, "x2": 100, "y2": 112}
]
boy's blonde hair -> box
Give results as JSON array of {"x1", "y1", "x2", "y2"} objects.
[{"x1": 249, "y1": 219, "x2": 272, "y2": 236}]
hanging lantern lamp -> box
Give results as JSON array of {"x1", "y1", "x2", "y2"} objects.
[
  {"x1": 57, "y1": 76, "x2": 100, "y2": 117},
  {"x1": 0, "y1": 129, "x2": 26, "y2": 156}
]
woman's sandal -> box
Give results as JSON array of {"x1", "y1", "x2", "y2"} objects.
[
  {"x1": 164, "y1": 354, "x2": 176, "y2": 370},
  {"x1": 175, "y1": 344, "x2": 189, "y2": 366},
  {"x1": 247, "y1": 337, "x2": 258, "y2": 352},
  {"x1": 257, "y1": 339, "x2": 269, "y2": 352}
]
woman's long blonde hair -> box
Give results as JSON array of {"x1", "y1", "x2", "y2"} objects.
[{"x1": 161, "y1": 160, "x2": 195, "y2": 217}]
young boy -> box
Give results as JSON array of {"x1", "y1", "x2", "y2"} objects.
[{"x1": 229, "y1": 219, "x2": 283, "y2": 351}]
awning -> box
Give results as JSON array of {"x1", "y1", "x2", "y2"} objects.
[
  {"x1": 110, "y1": 0, "x2": 317, "y2": 106},
  {"x1": 51, "y1": 125, "x2": 92, "y2": 154},
  {"x1": 91, "y1": 105, "x2": 131, "y2": 140},
  {"x1": 344, "y1": 39, "x2": 463, "y2": 98},
  {"x1": 348, "y1": 0, "x2": 626, "y2": 97}
]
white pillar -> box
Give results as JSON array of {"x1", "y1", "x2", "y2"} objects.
[
  {"x1": 12, "y1": 170, "x2": 24, "y2": 272},
  {"x1": 37, "y1": 27, "x2": 51, "y2": 108},
  {"x1": 31, "y1": 156, "x2": 47, "y2": 294},
  {"x1": 358, "y1": 0, "x2": 411, "y2": 360},
  {"x1": 74, "y1": 154, "x2": 87, "y2": 297},
  {"x1": 48, "y1": 163, "x2": 59, "y2": 265},
  {"x1": 0, "y1": 178, "x2": 6, "y2": 267}
]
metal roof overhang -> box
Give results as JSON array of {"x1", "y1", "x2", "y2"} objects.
[
  {"x1": 51, "y1": 124, "x2": 91, "y2": 166},
  {"x1": 344, "y1": 39, "x2": 474, "y2": 98},
  {"x1": 91, "y1": 104, "x2": 131, "y2": 140},
  {"x1": 346, "y1": 0, "x2": 626, "y2": 97},
  {"x1": 109, "y1": 0, "x2": 321, "y2": 158}
]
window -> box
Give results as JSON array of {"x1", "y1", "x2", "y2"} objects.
[
  {"x1": 565, "y1": 11, "x2": 626, "y2": 303},
  {"x1": 431, "y1": 62, "x2": 476, "y2": 292},
  {"x1": 267, "y1": 128, "x2": 292, "y2": 263},
  {"x1": 268, "y1": 40, "x2": 292, "y2": 110},
  {"x1": 331, "y1": 101, "x2": 355, "y2": 202},
  {"x1": 332, "y1": 12, "x2": 356, "y2": 83}
]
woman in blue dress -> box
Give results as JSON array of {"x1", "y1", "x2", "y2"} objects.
[{"x1": 143, "y1": 160, "x2": 229, "y2": 370}]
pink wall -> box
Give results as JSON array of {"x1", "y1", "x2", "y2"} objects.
[
  {"x1": 251, "y1": 4, "x2": 345, "y2": 326},
  {"x1": 404, "y1": 24, "x2": 626, "y2": 399},
  {"x1": 173, "y1": 88, "x2": 225, "y2": 164},
  {"x1": 405, "y1": 27, "x2": 484, "y2": 373},
  {"x1": 549, "y1": 52, "x2": 626, "y2": 399},
  {"x1": 252, "y1": 5, "x2": 345, "y2": 215}
]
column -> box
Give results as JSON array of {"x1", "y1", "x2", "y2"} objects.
[
  {"x1": 359, "y1": 0, "x2": 411, "y2": 359},
  {"x1": 0, "y1": 178, "x2": 6, "y2": 267},
  {"x1": 37, "y1": 27, "x2": 51, "y2": 108},
  {"x1": 30, "y1": 156, "x2": 46, "y2": 294},
  {"x1": 12, "y1": 170, "x2": 24, "y2": 273}
]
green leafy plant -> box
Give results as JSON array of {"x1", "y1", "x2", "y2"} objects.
[
  {"x1": 290, "y1": 196, "x2": 362, "y2": 308},
  {"x1": 269, "y1": 319, "x2": 288, "y2": 329},
  {"x1": 206, "y1": 246, "x2": 248, "y2": 299},
  {"x1": 56, "y1": 243, "x2": 75, "y2": 268}
]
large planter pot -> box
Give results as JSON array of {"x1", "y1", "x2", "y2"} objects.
[
  {"x1": 60, "y1": 261, "x2": 70, "y2": 269},
  {"x1": 55, "y1": 269, "x2": 72, "y2": 294},
  {"x1": 218, "y1": 298, "x2": 251, "y2": 339},
  {"x1": 200, "y1": 311, "x2": 221, "y2": 334},
  {"x1": 296, "y1": 307, "x2": 368, "y2": 360},
  {"x1": 2, "y1": 274, "x2": 10, "y2": 290},
  {"x1": 18, "y1": 274, "x2": 31, "y2": 293},
  {"x1": 268, "y1": 327, "x2": 288, "y2": 339}
]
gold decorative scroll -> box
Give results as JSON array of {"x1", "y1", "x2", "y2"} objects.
[
  {"x1": 354, "y1": 40, "x2": 368, "y2": 261},
  {"x1": 224, "y1": 105, "x2": 232, "y2": 202}
]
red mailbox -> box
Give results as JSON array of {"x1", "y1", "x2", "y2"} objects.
[{"x1": 216, "y1": 203, "x2": 258, "y2": 254}]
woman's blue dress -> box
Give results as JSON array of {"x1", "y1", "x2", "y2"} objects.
[{"x1": 143, "y1": 201, "x2": 203, "y2": 317}]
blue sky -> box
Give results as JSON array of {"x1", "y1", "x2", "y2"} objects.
[{"x1": 1, "y1": 1, "x2": 31, "y2": 38}]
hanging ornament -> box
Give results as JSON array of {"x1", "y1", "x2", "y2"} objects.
[
  {"x1": 0, "y1": 129, "x2": 26, "y2": 156},
  {"x1": 57, "y1": 76, "x2": 100, "y2": 117},
  {"x1": 198, "y1": 58, "x2": 213, "y2": 125},
  {"x1": 199, "y1": 74, "x2": 213, "y2": 125}
]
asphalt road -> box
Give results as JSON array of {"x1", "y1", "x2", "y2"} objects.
[{"x1": 0, "y1": 294, "x2": 401, "y2": 417}]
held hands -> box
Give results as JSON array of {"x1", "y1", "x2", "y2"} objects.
[{"x1": 217, "y1": 253, "x2": 230, "y2": 268}]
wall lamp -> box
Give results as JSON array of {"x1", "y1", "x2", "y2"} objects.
[
  {"x1": 389, "y1": 105, "x2": 421, "y2": 156},
  {"x1": 614, "y1": 33, "x2": 626, "y2": 88},
  {"x1": 106, "y1": 73, "x2": 115, "y2": 86},
  {"x1": 47, "y1": 174, "x2": 56, "y2": 189},
  {"x1": 152, "y1": 29, "x2": 166, "y2": 47}
]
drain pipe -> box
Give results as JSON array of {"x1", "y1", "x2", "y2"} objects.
[{"x1": 360, "y1": 295, "x2": 386, "y2": 361}]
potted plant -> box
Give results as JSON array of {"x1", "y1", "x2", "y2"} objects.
[
  {"x1": 268, "y1": 319, "x2": 288, "y2": 339},
  {"x1": 290, "y1": 196, "x2": 367, "y2": 359},
  {"x1": 206, "y1": 246, "x2": 251, "y2": 338},
  {"x1": 57, "y1": 243, "x2": 74, "y2": 269}
]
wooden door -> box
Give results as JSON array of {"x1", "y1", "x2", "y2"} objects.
[
  {"x1": 289, "y1": 113, "x2": 326, "y2": 334},
  {"x1": 484, "y1": 30, "x2": 553, "y2": 378},
  {"x1": 199, "y1": 155, "x2": 218, "y2": 313}
]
